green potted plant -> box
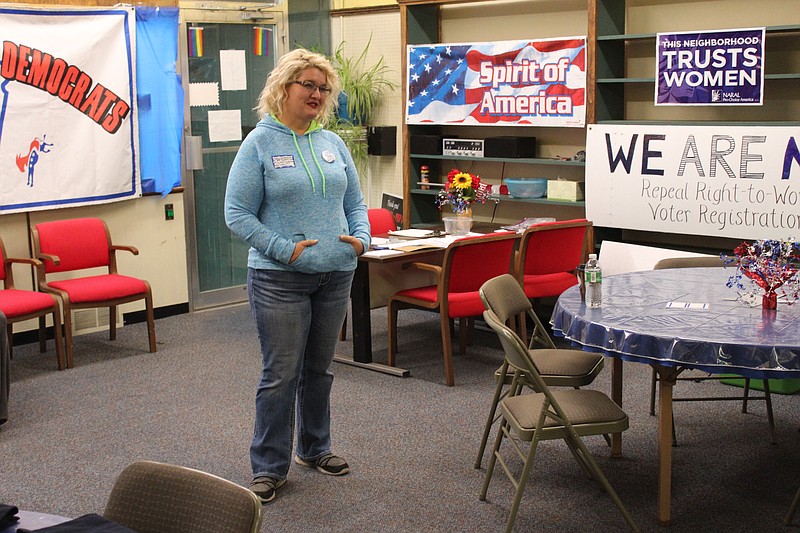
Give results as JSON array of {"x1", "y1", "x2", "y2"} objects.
[{"x1": 326, "y1": 38, "x2": 396, "y2": 174}]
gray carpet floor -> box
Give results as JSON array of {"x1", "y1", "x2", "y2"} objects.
[{"x1": 2, "y1": 302, "x2": 800, "y2": 532}]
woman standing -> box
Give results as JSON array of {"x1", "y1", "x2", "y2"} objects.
[{"x1": 225, "y1": 48, "x2": 370, "y2": 503}]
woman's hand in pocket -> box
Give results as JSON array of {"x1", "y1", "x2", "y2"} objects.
[
  {"x1": 289, "y1": 239, "x2": 318, "y2": 263},
  {"x1": 339, "y1": 235, "x2": 364, "y2": 256}
]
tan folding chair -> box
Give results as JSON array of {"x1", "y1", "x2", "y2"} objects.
[
  {"x1": 105, "y1": 460, "x2": 261, "y2": 533},
  {"x1": 479, "y1": 305, "x2": 639, "y2": 533},
  {"x1": 474, "y1": 274, "x2": 604, "y2": 469},
  {"x1": 650, "y1": 256, "x2": 775, "y2": 445}
]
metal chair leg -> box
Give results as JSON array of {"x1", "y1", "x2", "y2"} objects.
[{"x1": 786, "y1": 484, "x2": 800, "y2": 525}]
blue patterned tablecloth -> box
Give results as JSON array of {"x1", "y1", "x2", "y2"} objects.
[{"x1": 551, "y1": 267, "x2": 800, "y2": 380}]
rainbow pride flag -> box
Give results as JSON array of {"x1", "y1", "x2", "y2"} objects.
[
  {"x1": 188, "y1": 26, "x2": 203, "y2": 58},
  {"x1": 253, "y1": 27, "x2": 271, "y2": 56}
]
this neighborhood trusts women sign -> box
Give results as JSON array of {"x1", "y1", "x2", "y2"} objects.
[{"x1": 585, "y1": 124, "x2": 800, "y2": 240}]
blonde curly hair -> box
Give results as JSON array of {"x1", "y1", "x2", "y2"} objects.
[{"x1": 256, "y1": 48, "x2": 340, "y2": 123}]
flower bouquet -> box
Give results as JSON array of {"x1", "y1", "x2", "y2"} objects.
[
  {"x1": 435, "y1": 168, "x2": 493, "y2": 215},
  {"x1": 725, "y1": 239, "x2": 800, "y2": 309}
]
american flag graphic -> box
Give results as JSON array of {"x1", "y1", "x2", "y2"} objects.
[{"x1": 406, "y1": 38, "x2": 586, "y2": 127}]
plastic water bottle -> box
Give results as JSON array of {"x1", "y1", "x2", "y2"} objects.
[{"x1": 585, "y1": 253, "x2": 602, "y2": 308}]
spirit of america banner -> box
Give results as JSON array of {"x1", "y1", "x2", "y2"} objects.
[
  {"x1": 405, "y1": 37, "x2": 586, "y2": 127},
  {"x1": 0, "y1": 6, "x2": 139, "y2": 214}
]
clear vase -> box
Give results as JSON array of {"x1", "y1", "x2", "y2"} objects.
[{"x1": 444, "y1": 207, "x2": 473, "y2": 236}]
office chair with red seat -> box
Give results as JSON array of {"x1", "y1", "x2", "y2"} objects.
[
  {"x1": 0, "y1": 236, "x2": 65, "y2": 370},
  {"x1": 367, "y1": 207, "x2": 398, "y2": 235},
  {"x1": 339, "y1": 208, "x2": 398, "y2": 341},
  {"x1": 387, "y1": 232, "x2": 518, "y2": 386},
  {"x1": 514, "y1": 219, "x2": 591, "y2": 338},
  {"x1": 32, "y1": 218, "x2": 156, "y2": 368}
]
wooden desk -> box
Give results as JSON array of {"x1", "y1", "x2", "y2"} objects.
[
  {"x1": 551, "y1": 267, "x2": 800, "y2": 525},
  {"x1": 334, "y1": 224, "x2": 513, "y2": 376},
  {"x1": 333, "y1": 244, "x2": 445, "y2": 376}
]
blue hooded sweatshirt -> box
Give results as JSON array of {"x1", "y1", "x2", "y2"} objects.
[{"x1": 224, "y1": 114, "x2": 370, "y2": 274}]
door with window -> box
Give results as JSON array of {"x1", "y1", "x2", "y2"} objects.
[{"x1": 179, "y1": 1, "x2": 287, "y2": 309}]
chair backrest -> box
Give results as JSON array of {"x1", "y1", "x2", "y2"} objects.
[
  {"x1": 443, "y1": 233, "x2": 518, "y2": 293},
  {"x1": 0, "y1": 237, "x2": 8, "y2": 284},
  {"x1": 367, "y1": 208, "x2": 397, "y2": 235},
  {"x1": 104, "y1": 460, "x2": 262, "y2": 533},
  {"x1": 479, "y1": 273, "x2": 532, "y2": 324},
  {"x1": 653, "y1": 256, "x2": 724, "y2": 270},
  {"x1": 33, "y1": 218, "x2": 111, "y2": 273},
  {"x1": 517, "y1": 218, "x2": 591, "y2": 276},
  {"x1": 480, "y1": 274, "x2": 557, "y2": 349}
]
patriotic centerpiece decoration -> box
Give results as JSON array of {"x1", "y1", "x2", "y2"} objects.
[
  {"x1": 435, "y1": 168, "x2": 492, "y2": 215},
  {"x1": 725, "y1": 239, "x2": 800, "y2": 310}
]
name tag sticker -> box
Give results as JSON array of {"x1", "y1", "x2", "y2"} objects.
[
  {"x1": 666, "y1": 301, "x2": 709, "y2": 309},
  {"x1": 272, "y1": 155, "x2": 296, "y2": 169}
]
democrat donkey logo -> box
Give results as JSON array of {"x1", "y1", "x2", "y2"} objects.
[{"x1": 16, "y1": 135, "x2": 53, "y2": 187}]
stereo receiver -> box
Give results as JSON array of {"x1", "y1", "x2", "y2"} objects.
[{"x1": 442, "y1": 138, "x2": 484, "y2": 157}]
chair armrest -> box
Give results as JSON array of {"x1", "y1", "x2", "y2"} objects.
[
  {"x1": 111, "y1": 244, "x2": 139, "y2": 255},
  {"x1": 407, "y1": 262, "x2": 442, "y2": 276},
  {"x1": 37, "y1": 253, "x2": 61, "y2": 266},
  {"x1": 7, "y1": 257, "x2": 43, "y2": 268}
]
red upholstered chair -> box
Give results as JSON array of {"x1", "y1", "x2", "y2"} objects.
[
  {"x1": 32, "y1": 218, "x2": 156, "y2": 368},
  {"x1": 515, "y1": 218, "x2": 592, "y2": 303},
  {"x1": 387, "y1": 232, "x2": 518, "y2": 386},
  {"x1": 511, "y1": 219, "x2": 591, "y2": 344},
  {"x1": 339, "y1": 208, "x2": 399, "y2": 341},
  {"x1": 0, "y1": 236, "x2": 65, "y2": 370},
  {"x1": 367, "y1": 207, "x2": 398, "y2": 235}
]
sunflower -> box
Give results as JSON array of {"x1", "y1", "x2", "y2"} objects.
[
  {"x1": 452, "y1": 172, "x2": 473, "y2": 189},
  {"x1": 435, "y1": 168, "x2": 493, "y2": 214}
]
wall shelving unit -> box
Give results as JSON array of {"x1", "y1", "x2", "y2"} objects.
[
  {"x1": 399, "y1": 0, "x2": 800, "y2": 252},
  {"x1": 587, "y1": 0, "x2": 800, "y2": 253},
  {"x1": 398, "y1": 0, "x2": 588, "y2": 227}
]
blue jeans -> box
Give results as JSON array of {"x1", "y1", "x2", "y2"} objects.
[{"x1": 247, "y1": 268, "x2": 354, "y2": 480}]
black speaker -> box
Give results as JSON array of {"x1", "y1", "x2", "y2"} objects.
[
  {"x1": 484, "y1": 136, "x2": 536, "y2": 158},
  {"x1": 409, "y1": 134, "x2": 443, "y2": 155},
  {"x1": 367, "y1": 126, "x2": 396, "y2": 156}
]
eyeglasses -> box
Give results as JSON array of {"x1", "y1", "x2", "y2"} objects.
[{"x1": 291, "y1": 80, "x2": 332, "y2": 95}]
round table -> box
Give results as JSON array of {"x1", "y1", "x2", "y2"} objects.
[{"x1": 551, "y1": 267, "x2": 800, "y2": 525}]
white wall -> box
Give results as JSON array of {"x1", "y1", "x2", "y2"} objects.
[{"x1": 331, "y1": 10, "x2": 404, "y2": 209}]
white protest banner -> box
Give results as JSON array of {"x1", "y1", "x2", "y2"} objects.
[
  {"x1": 585, "y1": 124, "x2": 800, "y2": 240},
  {"x1": 655, "y1": 27, "x2": 764, "y2": 106},
  {"x1": 0, "y1": 6, "x2": 138, "y2": 214},
  {"x1": 406, "y1": 37, "x2": 586, "y2": 127}
]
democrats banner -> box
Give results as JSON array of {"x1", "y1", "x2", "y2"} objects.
[
  {"x1": 0, "y1": 6, "x2": 138, "y2": 214},
  {"x1": 406, "y1": 37, "x2": 586, "y2": 127},
  {"x1": 585, "y1": 124, "x2": 800, "y2": 240},
  {"x1": 656, "y1": 27, "x2": 764, "y2": 106}
]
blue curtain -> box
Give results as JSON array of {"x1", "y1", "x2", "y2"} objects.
[{"x1": 135, "y1": 7, "x2": 183, "y2": 196}]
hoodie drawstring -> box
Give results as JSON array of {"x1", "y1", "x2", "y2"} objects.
[
  {"x1": 290, "y1": 130, "x2": 327, "y2": 197},
  {"x1": 308, "y1": 135, "x2": 327, "y2": 197}
]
